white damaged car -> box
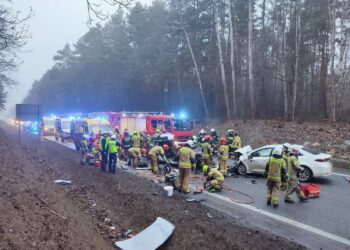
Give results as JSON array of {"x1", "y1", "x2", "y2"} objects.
[{"x1": 235, "y1": 145, "x2": 333, "y2": 182}]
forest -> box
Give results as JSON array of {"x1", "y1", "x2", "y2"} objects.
[{"x1": 23, "y1": 0, "x2": 350, "y2": 121}]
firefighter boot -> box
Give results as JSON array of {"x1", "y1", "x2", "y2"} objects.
[
  {"x1": 284, "y1": 199, "x2": 295, "y2": 204},
  {"x1": 299, "y1": 196, "x2": 308, "y2": 202}
]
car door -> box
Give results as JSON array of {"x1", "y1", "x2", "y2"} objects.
[{"x1": 248, "y1": 147, "x2": 274, "y2": 173}]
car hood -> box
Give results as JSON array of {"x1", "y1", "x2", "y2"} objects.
[{"x1": 236, "y1": 145, "x2": 253, "y2": 155}]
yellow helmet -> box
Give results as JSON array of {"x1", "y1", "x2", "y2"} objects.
[{"x1": 202, "y1": 165, "x2": 209, "y2": 174}]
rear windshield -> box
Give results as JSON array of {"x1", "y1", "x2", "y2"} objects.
[{"x1": 302, "y1": 147, "x2": 320, "y2": 155}]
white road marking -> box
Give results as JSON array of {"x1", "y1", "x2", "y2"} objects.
[
  {"x1": 205, "y1": 191, "x2": 350, "y2": 246},
  {"x1": 332, "y1": 172, "x2": 350, "y2": 177}
]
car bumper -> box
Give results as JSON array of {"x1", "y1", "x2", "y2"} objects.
[{"x1": 312, "y1": 162, "x2": 333, "y2": 177}]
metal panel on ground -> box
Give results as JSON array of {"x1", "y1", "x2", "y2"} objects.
[{"x1": 115, "y1": 217, "x2": 175, "y2": 250}]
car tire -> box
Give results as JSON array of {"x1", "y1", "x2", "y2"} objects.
[
  {"x1": 237, "y1": 162, "x2": 247, "y2": 176},
  {"x1": 299, "y1": 166, "x2": 312, "y2": 182}
]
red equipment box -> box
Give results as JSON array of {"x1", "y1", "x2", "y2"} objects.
[{"x1": 300, "y1": 184, "x2": 320, "y2": 198}]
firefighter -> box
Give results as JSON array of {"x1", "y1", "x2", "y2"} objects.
[
  {"x1": 218, "y1": 137, "x2": 229, "y2": 176},
  {"x1": 87, "y1": 132, "x2": 94, "y2": 152},
  {"x1": 128, "y1": 147, "x2": 141, "y2": 168},
  {"x1": 107, "y1": 135, "x2": 119, "y2": 174},
  {"x1": 226, "y1": 129, "x2": 235, "y2": 157},
  {"x1": 201, "y1": 135, "x2": 212, "y2": 166},
  {"x1": 122, "y1": 131, "x2": 132, "y2": 162},
  {"x1": 285, "y1": 145, "x2": 308, "y2": 203},
  {"x1": 80, "y1": 134, "x2": 88, "y2": 165},
  {"x1": 175, "y1": 140, "x2": 195, "y2": 194},
  {"x1": 202, "y1": 165, "x2": 225, "y2": 192},
  {"x1": 198, "y1": 129, "x2": 206, "y2": 143},
  {"x1": 141, "y1": 130, "x2": 151, "y2": 148},
  {"x1": 232, "y1": 132, "x2": 241, "y2": 151},
  {"x1": 148, "y1": 144, "x2": 168, "y2": 175},
  {"x1": 154, "y1": 128, "x2": 161, "y2": 137},
  {"x1": 282, "y1": 143, "x2": 291, "y2": 159},
  {"x1": 209, "y1": 128, "x2": 219, "y2": 145},
  {"x1": 264, "y1": 146, "x2": 288, "y2": 208},
  {"x1": 132, "y1": 131, "x2": 141, "y2": 148},
  {"x1": 100, "y1": 132, "x2": 109, "y2": 172}
]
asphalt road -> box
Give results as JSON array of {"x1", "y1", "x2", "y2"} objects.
[{"x1": 16, "y1": 129, "x2": 350, "y2": 249}]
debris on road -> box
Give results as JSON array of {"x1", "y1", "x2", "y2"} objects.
[
  {"x1": 115, "y1": 217, "x2": 175, "y2": 250},
  {"x1": 54, "y1": 180, "x2": 72, "y2": 185},
  {"x1": 207, "y1": 212, "x2": 213, "y2": 219},
  {"x1": 345, "y1": 176, "x2": 350, "y2": 183}
]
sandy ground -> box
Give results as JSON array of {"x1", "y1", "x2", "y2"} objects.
[{"x1": 0, "y1": 122, "x2": 305, "y2": 250}]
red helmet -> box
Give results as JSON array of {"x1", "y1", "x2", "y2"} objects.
[
  {"x1": 141, "y1": 148, "x2": 147, "y2": 155},
  {"x1": 163, "y1": 144, "x2": 169, "y2": 151},
  {"x1": 219, "y1": 137, "x2": 227, "y2": 145}
]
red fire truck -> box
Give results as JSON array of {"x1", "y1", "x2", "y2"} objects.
[{"x1": 88, "y1": 112, "x2": 193, "y2": 142}]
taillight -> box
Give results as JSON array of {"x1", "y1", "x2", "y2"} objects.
[{"x1": 315, "y1": 158, "x2": 330, "y2": 162}]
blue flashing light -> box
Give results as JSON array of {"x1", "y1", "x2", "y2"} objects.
[
  {"x1": 171, "y1": 113, "x2": 175, "y2": 117},
  {"x1": 180, "y1": 112, "x2": 186, "y2": 119}
]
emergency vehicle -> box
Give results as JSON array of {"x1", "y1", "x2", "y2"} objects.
[
  {"x1": 70, "y1": 117, "x2": 111, "y2": 150},
  {"x1": 41, "y1": 116, "x2": 56, "y2": 136},
  {"x1": 88, "y1": 112, "x2": 193, "y2": 142},
  {"x1": 54, "y1": 117, "x2": 72, "y2": 142}
]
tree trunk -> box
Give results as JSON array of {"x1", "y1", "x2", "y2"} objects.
[
  {"x1": 215, "y1": 7, "x2": 231, "y2": 120},
  {"x1": 183, "y1": 28, "x2": 209, "y2": 118},
  {"x1": 291, "y1": 0, "x2": 301, "y2": 120},
  {"x1": 248, "y1": 0, "x2": 255, "y2": 117},
  {"x1": 228, "y1": 0, "x2": 237, "y2": 117},
  {"x1": 329, "y1": 0, "x2": 336, "y2": 122}
]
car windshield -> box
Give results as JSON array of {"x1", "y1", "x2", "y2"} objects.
[
  {"x1": 44, "y1": 119, "x2": 55, "y2": 126},
  {"x1": 89, "y1": 125, "x2": 111, "y2": 135},
  {"x1": 302, "y1": 147, "x2": 320, "y2": 155},
  {"x1": 173, "y1": 119, "x2": 192, "y2": 131}
]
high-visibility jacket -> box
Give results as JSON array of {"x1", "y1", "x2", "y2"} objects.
[
  {"x1": 132, "y1": 135, "x2": 141, "y2": 148},
  {"x1": 148, "y1": 146, "x2": 164, "y2": 157},
  {"x1": 267, "y1": 156, "x2": 286, "y2": 182},
  {"x1": 219, "y1": 145, "x2": 229, "y2": 160},
  {"x1": 80, "y1": 138, "x2": 88, "y2": 151},
  {"x1": 233, "y1": 136, "x2": 241, "y2": 149},
  {"x1": 178, "y1": 146, "x2": 195, "y2": 169},
  {"x1": 287, "y1": 155, "x2": 303, "y2": 181},
  {"x1": 108, "y1": 140, "x2": 119, "y2": 154},
  {"x1": 208, "y1": 168, "x2": 224, "y2": 182},
  {"x1": 201, "y1": 142, "x2": 212, "y2": 158},
  {"x1": 99, "y1": 136, "x2": 108, "y2": 151}
]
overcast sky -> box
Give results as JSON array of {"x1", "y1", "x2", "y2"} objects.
[{"x1": 4, "y1": 0, "x2": 153, "y2": 117}]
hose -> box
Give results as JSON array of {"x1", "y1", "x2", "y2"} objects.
[{"x1": 190, "y1": 175, "x2": 256, "y2": 205}]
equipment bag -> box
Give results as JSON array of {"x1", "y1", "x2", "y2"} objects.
[{"x1": 300, "y1": 184, "x2": 320, "y2": 198}]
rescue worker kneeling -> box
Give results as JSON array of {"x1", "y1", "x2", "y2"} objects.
[
  {"x1": 128, "y1": 147, "x2": 141, "y2": 168},
  {"x1": 175, "y1": 140, "x2": 195, "y2": 194},
  {"x1": 148, "y1": 144, "x2": 168, "y2": 175},
  {"x1": 265, "y1": 146, "x2": 288, "y2": 208},
  {"x1": 203, "y1": 165, "x2": 224, "y2": 192},
  {"x1": 284, "y1": 145, "x2": 308, "y2": 203}
]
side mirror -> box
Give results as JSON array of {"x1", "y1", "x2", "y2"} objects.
[{"x1": 248, "y1": 154, "x2": 253, "y2": 160}]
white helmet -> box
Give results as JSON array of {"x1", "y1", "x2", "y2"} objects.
[
  {"x1": 272, "y1": 146, "x2": 283, "y2": 156},
  {"x1": 200, "y1": 129, "x2": 205, "y2": 134},
  {"x1": 210, "y1": 128, "x2": 215, "y2": 133},
  {"x1": 186, "y1": 140, "x2": 195, "y2": 148},
  {"x1": 192, "y1": 135, "x2": 197, "y2": 141},
  {"x1": 290, "y1": 145, "x2": 301, "y2": 154},
  {"x1": 283, "y1": 143, "x2": 291, "y2": 151},
  {"x1": 111, "y1": 134, "x2": 117, "y2": 140}
]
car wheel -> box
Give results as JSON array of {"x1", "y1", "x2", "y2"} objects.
[
  {"x1": 237, "y1": 162, "x2": 247, "y2": 175},
  {"x1": 299, "y1": 167, "x2": 312, "y2": 182}
]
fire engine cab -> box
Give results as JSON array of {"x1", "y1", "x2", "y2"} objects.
[{"x1": 89, "y1": 112, "x2": 193, "y2": 142}]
